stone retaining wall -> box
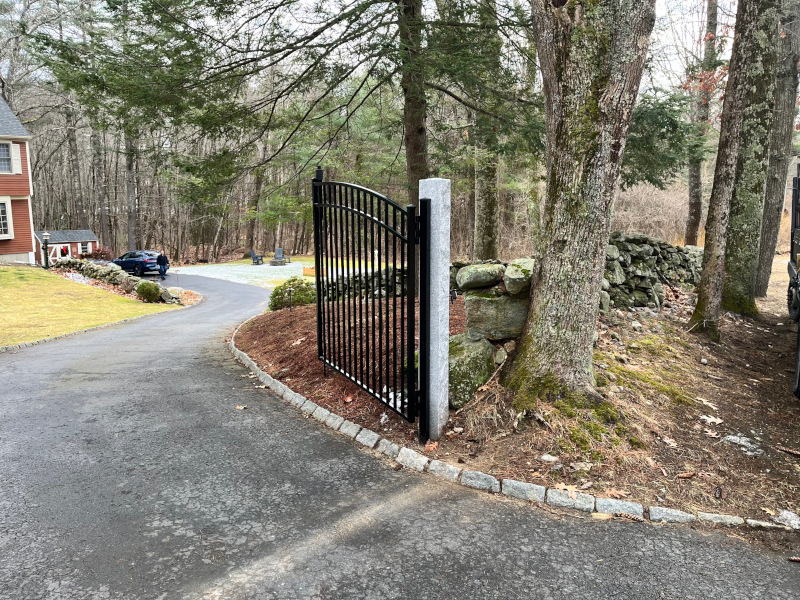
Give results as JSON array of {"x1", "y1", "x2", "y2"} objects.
[
  {"x1": 452, "y1": 232, "x2": 702, "y2": 342},
  {"x1": 53, "y1": 258, "x2": 184, "y2": 304}
]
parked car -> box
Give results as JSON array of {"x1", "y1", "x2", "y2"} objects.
[{"x1": 113, "y1": 250, "x2": 165, "y2": 277}]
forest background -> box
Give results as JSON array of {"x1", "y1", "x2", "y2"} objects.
[{"x1": 0, "y1": 0, "x2": 753, "y2": 264}]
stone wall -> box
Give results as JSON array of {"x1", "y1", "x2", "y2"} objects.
[
  {"x1": 53, "y1": 258, "x2": 184, "y2": 304},
  {"x1": 451, "y1": 232, "x2": 702, "y2": 342}
]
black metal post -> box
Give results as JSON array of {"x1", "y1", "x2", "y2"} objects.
[
  {"x1": 312, "y1": 167, "x2": 325, "y2": 373},
  {"x1": 43, "y1": 239, "x2": 49, "y2": 269},
  {"x1": 417, "y1": 197, "x2": 431, "y2": 443},
  {"x1": 406, "y1": 204, "x2": 417, "y2": 421}
]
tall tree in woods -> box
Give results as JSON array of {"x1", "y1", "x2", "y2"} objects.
[
  {"x1": 504, "y1": 0, "x2": 656, "y2": 399},
  {"x1": 721, "y1": 1, "x2": 780, "y2": 315},
  {"x1": 471, "y1": 0, "x2": 502, "y2": 261},
  {"x1": 689, "y1": 0, "x2": 779, "y2": 339},
  {"x1": 755, "y1": 0, "x2": 800, "y2": 296},
  {"x1": 399, "y1": 0, "x2": 429, "y2": 206},
  {"x1": 684, "y1": 0, "x2": 718, "y2": 246}
]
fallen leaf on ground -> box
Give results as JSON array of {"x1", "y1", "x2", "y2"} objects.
[
  {"x1": 788, "y1": 557, "x2": 800, "y2": 563},
  {"x1": 290, "y1": 337, "x2": 307, "y2": 347},
  {"x1": 554, "y1": 483, "x2": 578, "y2": 500},
  {"x1": 761, "y1": 507, "x2": 777, "y2": 516},
  {"x1": 661, "y1": 437, "x2": 678, "y2": 448},
  {"x1": 677, "y1": 472, "x2": 696, "y2": 479},
  {"x1": 580, "y1": 481, "x2": 594, "y2": 490},
  {"x1": 697, "y1": 397, "x2": 718, "y2": 411},
  {"x1": 235, "y1": 404, "x2": 247, "y2": 410},
  {"x1": 253, "y1": 385, "x2": 267, "y2": 389},
  {"x1": 704, "y1": 428, "x2": 721, "y2": 438},
  {"x1": 700, "y1": 415, "x2": 723, "y2": 426},
  {"x1": 424, "y1": 440, "x2": 439, "y2": 452},
  {"x1": 344, "y1": 395, "x2": 354, "y2": 403},
  {"x1": 592, "y1": 513, "x2": 613, "y2": 520},
  {"x1": 605, "y1": 488, "x2": 629, "y2": 498}
]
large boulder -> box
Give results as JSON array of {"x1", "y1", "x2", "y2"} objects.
[
  {"x1": 503, "y1": 258, "x2": 536, "y2": 295},
  {"x1": 465, "y1": 292, "x2": 529, "y2": 340},
  {"x1": 448, "y1": 334, "x2": 495, "y2": 410},
  {"x1": 456, "y1": 263, "x2": 506, "y2": 290}
]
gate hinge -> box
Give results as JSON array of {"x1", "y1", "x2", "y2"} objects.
[{"x1": 413, "y1": 214, "x2": 424, "y2": 244}]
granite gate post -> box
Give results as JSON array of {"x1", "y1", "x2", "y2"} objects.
[{"x1": 419, "y1": 178, "x2": 451, "y2": 441}]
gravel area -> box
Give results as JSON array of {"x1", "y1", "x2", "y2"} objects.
[{"x1": 171, "y1": 262, "x2": 304, "y2": 288}]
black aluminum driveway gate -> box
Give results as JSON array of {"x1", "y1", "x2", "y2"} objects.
[{"x1": 312, "y1": 168, "x2": 430, "y2": 440}]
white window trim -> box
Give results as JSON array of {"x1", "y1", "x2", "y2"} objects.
[
  {"x1": 0, "y1": 196, "x2": 14, "y2": 240},
  {"x1": 0, "y1": 140, "x2": 20, "y2": 175}
]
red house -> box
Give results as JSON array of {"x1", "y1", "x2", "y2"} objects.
[{"x1": 0, "y1": 97, "x2": 34, "y2": 265}]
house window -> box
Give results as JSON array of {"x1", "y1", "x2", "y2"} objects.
[
  {"x1": 80, "y1": 242, "x2": 89, "y2": 254},
  {"x1": 0, "y1": 144, "x2": 11, "y2": 173},
  {"x1": 0, "y1": 197, "x2": 12, "y2": 240}
]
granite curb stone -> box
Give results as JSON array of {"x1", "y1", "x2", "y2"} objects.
[
  {"x1": 649, "y1": 507, "x2": 696, "y2": 523},
  {"x1": 428, "y1": 460, "x2": 462, "y2": 482},
  {"x1": 698, "y1": 512, "x2": 745, "y2": 526},
  {"x1": 546, "y1": 489, "x2": 595, "y2": 513},
  {"x1": 312, "y1": 406, "x2": 331, "y2": 422},
  {"x1": 355, "y1": 428, "x2": 381, "y2": 449},
  {"x1": 501, "y1": 479, "x2": 546, "y2": 503},
  {"x1": 397, "y1": 448, "x2": 429, "y2": 472},
  {"x1": 461, "y1": 470, "x2": 500, "y2": 493},
  {"x1": 595, "y1": 498, "x2": 644, "y2": 517},
  {"x1": 338, "y1": 420, "x2": 362, "y2": 439},
  {"x1": 746, "y1": 519, "x2": 791, "y2": 530},
  {"x1": 324, "y1": 413, "x2": 345, "y2": 431},
  {"x1": 300, "y1": 400, "x2": 319, "y2": 415},
  {"x1": 377, "y1": 439, "x2": 401, "y2": 459}
]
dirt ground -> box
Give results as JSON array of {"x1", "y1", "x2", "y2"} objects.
[{"x1": 235, "y1": 257, "x2": 800, "y2": 550}]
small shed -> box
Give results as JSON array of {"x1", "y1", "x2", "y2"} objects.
[{"x1": 34, "y1": 230, "x2": 99, "y2": 265}]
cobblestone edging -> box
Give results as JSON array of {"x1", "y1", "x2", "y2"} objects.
[
  {"x1": 229, "y1": 315, "x2": 798, "y2": 534},
  {"x1": 0, "y1": 295, "x2": 205, "y2": 354}
]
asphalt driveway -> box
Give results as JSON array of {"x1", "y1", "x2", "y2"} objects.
[{"x1": 1, "y1": 275, "x2": 798, "y2": 599}]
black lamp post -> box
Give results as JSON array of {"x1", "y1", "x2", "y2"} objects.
[{"x1": 42, "y1": 231, "x2": 50, "y2": 269}]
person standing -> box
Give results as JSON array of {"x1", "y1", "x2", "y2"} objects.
[{"x1": 157, "y1": 250, "x2": 169, "y2": 280}]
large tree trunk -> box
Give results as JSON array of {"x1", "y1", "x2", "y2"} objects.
[
  {"x1": 721, "y1": 2, "x2": 780, "y2": 315},
  {"x1": 472, "y1": 116, "x2": 500, "y2": 261},
  {"x1": 685, "y1": 0, "x2": 718, "y2": 246},
  {"x1": 689, "y1": 0, "x2": 777, "y2": 339},
  {"x1": 66, "y1": 104, "x2": 88, "y2": 229},
  {"x1": 755, "y1": 0, "x2": 800, "y2": 296},
  {"x1": 124, "y1": 133, "x2": 138, "y2": 251},
  {"x1": 471, "y1": 0, "x2": 501, "y2": 261},
  {"x1": 504, "y1": 1, "x2": 656, "y2": 398},
  {"x1": 398, "y1": 0, "x2": 429, "y2": 206}
]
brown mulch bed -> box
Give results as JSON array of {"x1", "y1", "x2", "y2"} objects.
[{"x1": 235, "y1": 259, "x2": 800, "y2": 549}]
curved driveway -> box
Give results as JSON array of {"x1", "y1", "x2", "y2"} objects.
[{"x1": 1, "y1": 275, "x2": 798, "y2": 599}]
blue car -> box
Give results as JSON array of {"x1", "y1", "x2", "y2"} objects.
[{"x1": 113, "y1": 250, "x2": 165, "y2": 277}]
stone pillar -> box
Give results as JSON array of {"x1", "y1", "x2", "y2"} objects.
[{"x1": 419, "y1": 178, "x2": 451, "y2": 441}]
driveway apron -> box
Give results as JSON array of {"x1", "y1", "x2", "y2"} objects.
[{"x1": 1, "y1": 274, "x2": 798, "y2": 599}]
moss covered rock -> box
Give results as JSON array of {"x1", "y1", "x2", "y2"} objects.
[
  {"x1": 464, "y1": 293, "x2": 528, "y2": 340},
  {"x1": 456, "y1": 263, "x2": 505, "y2": 290},
  {"x1": 503, "y1": 258, "x2": 536, "y2": 295},
  {"x1": 448, "y1": 334, "x2": 495, "y2": 410}
]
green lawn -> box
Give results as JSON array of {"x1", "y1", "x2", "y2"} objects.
[{"x1": 0, "y1": 266, "x2": 177, "y2": 346}]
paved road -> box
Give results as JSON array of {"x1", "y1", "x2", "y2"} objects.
[{"x1": 1, "y1": 275, "x2": 799, "y2": 599}]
